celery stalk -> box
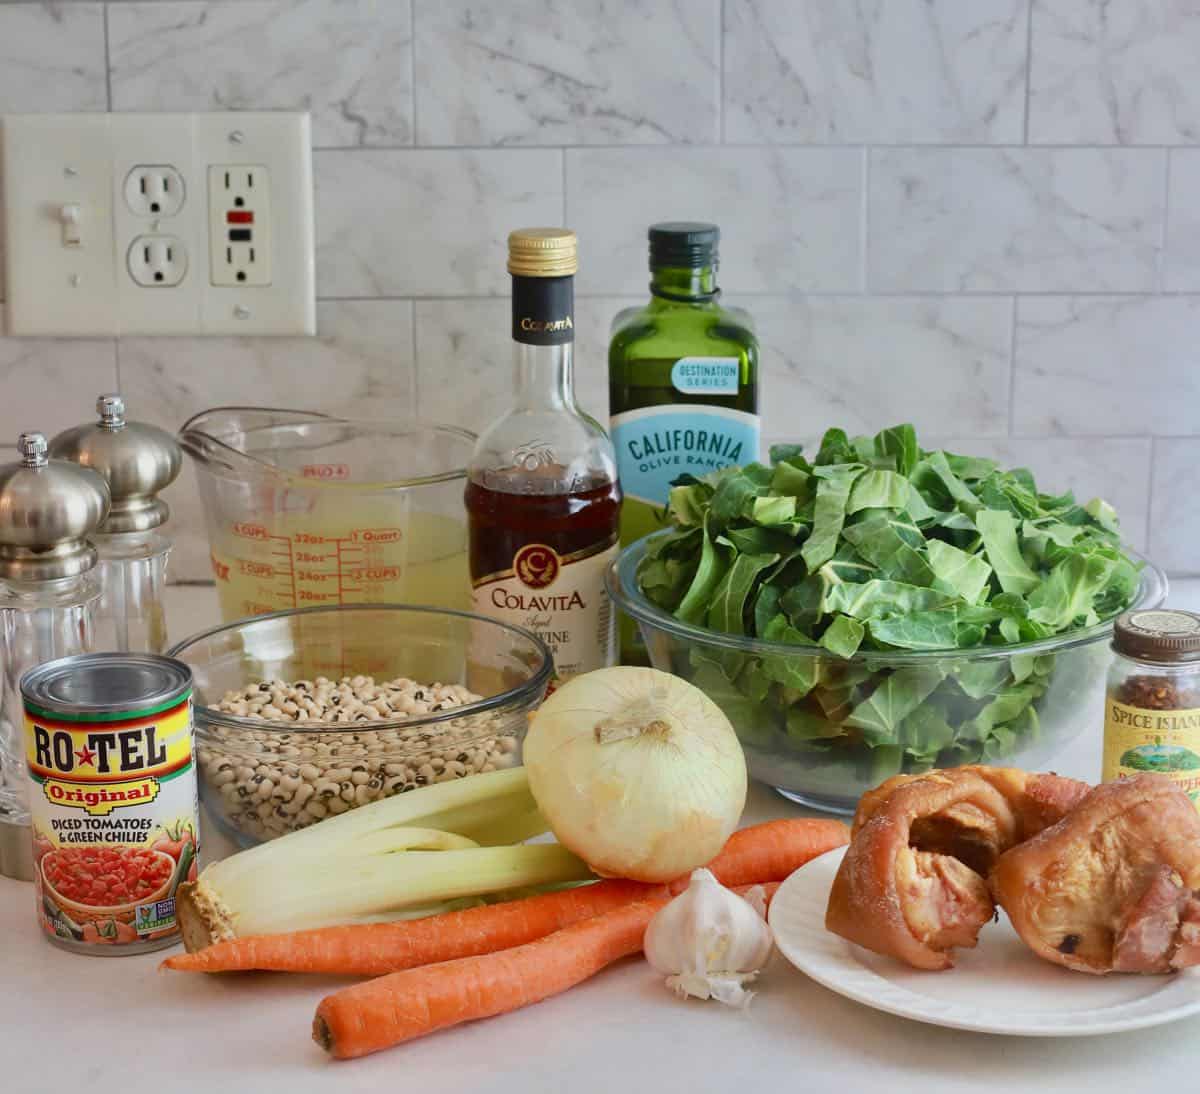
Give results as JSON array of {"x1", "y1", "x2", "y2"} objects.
[
  {"x1": 199, "y1": 844, "x2": 592, "y2": 938},
  {"x1": 347, "y1": 828, "x2": 480, "y2": 856},
  {"x1": 176, "y1": 769, "x2": 576, "y2": 950},
  {"x1": 205, "y1": 768, "x2": 540, "y2": 894}
]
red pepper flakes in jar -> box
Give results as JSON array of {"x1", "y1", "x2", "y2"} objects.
[{"x1": 1103, "y1": 609, "x2": 1200, "y2": 811}]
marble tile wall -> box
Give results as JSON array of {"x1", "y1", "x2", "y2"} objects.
[{"x1": 0, "y1": 0, "x2": 1196, "y2": 579}]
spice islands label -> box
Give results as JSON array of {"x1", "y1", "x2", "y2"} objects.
[{"x1": 1103, "y1": 698, "x2": 1200, "y2": 807}]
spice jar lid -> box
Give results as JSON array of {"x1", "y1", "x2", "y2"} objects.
[
  {"x1": 1113, "y1": 609, "x2": 1200, "y2": 663},
  {"x1": 49, "y1": 394, "x2": 182, "y2": 534},
  {"x1": 0, "y1": 432, "x2": 110, "y2": 581}
]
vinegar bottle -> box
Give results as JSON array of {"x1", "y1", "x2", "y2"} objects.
[{"x1": 465, "y1": 228, "x2": 621, "y2": 684}]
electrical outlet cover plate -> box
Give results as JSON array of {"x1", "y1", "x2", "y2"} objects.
[{"x1": 0, "y1": 112, "x2": 315, "y2": 336}]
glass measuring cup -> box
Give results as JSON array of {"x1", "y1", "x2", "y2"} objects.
[{"x1": 179, "y1": 408, "x2": 475, "y2": 623}]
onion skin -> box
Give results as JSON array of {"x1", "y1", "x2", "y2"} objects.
[{"x1": 524, "y1": 667, "x2": 748, "y2": 883}]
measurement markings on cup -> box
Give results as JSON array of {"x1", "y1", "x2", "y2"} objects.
[{"x1": 223, "y1": 527, "x2": 406, "y2": 610}]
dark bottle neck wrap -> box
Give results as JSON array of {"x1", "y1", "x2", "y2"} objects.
[{"x1": 512, "y1": 274, "x2": 575, "y2": 346}]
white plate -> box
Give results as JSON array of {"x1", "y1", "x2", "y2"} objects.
[{"x1": 769, "y1": 846, "x2": 1200, "y2": 1037}]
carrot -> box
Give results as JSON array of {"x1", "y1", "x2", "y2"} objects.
[
  {"x1": 163, "y1": 818, "x2": 845, "y2": 976},
  {"x1": 701, "y1": 818, "x2": 847, "y2": 889},
  {"x1": 314, "y1": 882, "x2": 781, "y2": 1060}
]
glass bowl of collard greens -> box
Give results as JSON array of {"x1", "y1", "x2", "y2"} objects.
[{"x1": 607, "y1": 424, "x2": 1167, "y2": 814}]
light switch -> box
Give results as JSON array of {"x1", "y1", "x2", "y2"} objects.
[
  {"x1": 1, "y1": 115, "x2": 118, "y2": 336},
  {"x1": 1, "y1": 112, "x2": 315, "y2": 337},
  {"x1": 59, "y1": 203, "x2": 83, "y2": 247}
]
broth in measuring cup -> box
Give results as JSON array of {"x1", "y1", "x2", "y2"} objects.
[
  {"x1": 181, "y1": 411, "x2": 474, "y2": 621},
  {"x1": 209, "y1": 510, "x2": 469, "y2": 619}
]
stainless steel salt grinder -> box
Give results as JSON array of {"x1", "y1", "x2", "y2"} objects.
[
  {"x1": 0, "y1": 432, "x2": 109, "y2": 881},
  {"x1": 50, "y1": 394, "x2": 182, "y2": 655}
]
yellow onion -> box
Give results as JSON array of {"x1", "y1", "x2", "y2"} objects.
[{"x1": 523, "y1": 667, "x2": 747, "y2": 882}]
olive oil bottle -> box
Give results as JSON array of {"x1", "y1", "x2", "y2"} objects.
[{"x1": 609, "y1": 223, "x2": 759, "y2": 663}]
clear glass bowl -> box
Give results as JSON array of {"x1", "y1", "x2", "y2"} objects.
[
  {"x1": 607, "y1": 536, "x2": 1168, "y2": 815},
  {"x1": 167, "y1": 604, "x2": 552, "y2": 847}
]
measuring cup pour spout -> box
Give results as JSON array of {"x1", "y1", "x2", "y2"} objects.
[
  {"x1": 179, "y1": 406, "x2": 337, "y2": 476},
  {"x1": 178, "y1": 407, "x2": 477, "y2": 622}
]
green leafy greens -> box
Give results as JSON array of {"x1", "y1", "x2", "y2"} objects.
[{"x1": 635, "y1": 423, "x2": 1142, "y2": 784}]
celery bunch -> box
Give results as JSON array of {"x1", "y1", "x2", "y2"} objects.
[{"x1": 178, "y1": 768, "x2": 588, "y2": 949}]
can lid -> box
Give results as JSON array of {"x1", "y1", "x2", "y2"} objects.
[
  {"x1": 1113, "y1": 609, "x2": 1200, "y2": 664},
  {"x1": 649, "y1": 221, "x2": 719, "y2": 269},
  {"x1": 507, "y1": 228, "x2": 577, "y2": 278},
  {"x1": 21, "y1": 653, "x2": 192, "y2": 718}
]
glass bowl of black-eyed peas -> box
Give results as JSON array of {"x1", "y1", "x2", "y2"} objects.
[{"x1": 168, "y1": 604, "x2": 553, "y2": 847}]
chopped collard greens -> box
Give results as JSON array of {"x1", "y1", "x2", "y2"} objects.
[{"x1": 635, "y1": 424, "x2": 1142, "y2": 783}]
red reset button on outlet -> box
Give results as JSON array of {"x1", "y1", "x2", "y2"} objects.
[{"x1": 226, "y1": 211, "x2": 254, "y2": 224}]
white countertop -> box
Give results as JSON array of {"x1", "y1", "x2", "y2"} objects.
[{"x1": 3, "y1": 581, "x2": 1200, "y2": 1094}]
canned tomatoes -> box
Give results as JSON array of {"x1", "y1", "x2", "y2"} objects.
[{"x1": 22, "y1": 653, "x2": 197, "y2": 955}]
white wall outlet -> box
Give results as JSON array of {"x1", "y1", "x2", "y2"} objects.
[
  {"x1": 209, "y1": 164, "x2": 272, "y2": 287},
  {"x1": 127, "y1": 235, "x2": 188, "y2": 287},
  {"x1": 1, "y1": 112, "x2": 315, "y2": 336},
  {"x1": 124, "y1": 165, "x2": 186, "y2": 218}
]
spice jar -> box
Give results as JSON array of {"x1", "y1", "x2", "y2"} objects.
[
  {"x1": 50, "y1": 394, "x2": 182, "y2": 654},
  {"x1": 0, "y1": 432, "x2": 109, "y2": 880},
  {"x1": 1103, "y1": 609, "x2": 1200, "y2": 811}
]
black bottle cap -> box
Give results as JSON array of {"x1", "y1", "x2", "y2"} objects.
[{"x1": 648, "y1": 222, "x2": 719, "y2": 269}]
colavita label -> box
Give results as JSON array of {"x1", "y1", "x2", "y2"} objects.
[
  {"x1": 472, "y1": 538, "x2": 617, "y2": 682},
  {"x1": 1103, "y1": 698, "x2": 1200, "y2": 808},
  {"x1": 25, "y1": 696, "x2": 199, "y2": 948}
]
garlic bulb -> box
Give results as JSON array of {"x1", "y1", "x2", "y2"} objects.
[
  {"x1": 644, "y1": 868, "x2": 774, "y2": 1008},
  {"x1": 524, "y1": 667, "x2": 747, "y2": 882}
]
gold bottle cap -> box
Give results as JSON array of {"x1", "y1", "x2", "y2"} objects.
[{"x1": 507, "y1": 227, "x2": 577, "y2": 277}]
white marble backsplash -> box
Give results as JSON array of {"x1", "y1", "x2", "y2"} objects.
[
  {"x1": 724, "y1": 0, "x2": 1028, "y2": 144},
  {"x1": 0, "y1": 0, "x2": 1198, "y2": 576},
  {"x1": 414, "y1": 0, "x2": 720, "y2": 146},
  {"x1": 869, "y1": 148, "x2": 1165, "y2": 292}
]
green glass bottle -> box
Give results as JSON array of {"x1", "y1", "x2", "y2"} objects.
[{"x1": 609, "y1": 222, "x2": 760, "y2": 663}]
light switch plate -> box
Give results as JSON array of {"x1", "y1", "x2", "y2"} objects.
[{"x1": 1, "y1": 112, "x2": 315, "y2": 336}]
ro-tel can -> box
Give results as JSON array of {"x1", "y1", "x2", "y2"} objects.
[{"x1": 22, "y1": 653, "x2": 197, "y2": 955}]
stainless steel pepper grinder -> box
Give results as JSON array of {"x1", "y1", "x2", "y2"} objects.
[
  {"x1": 0, "y1": 432, "x2": 109, "y2": 880},
  {"x1": 50, "y1": 394, "x2": 182, "y2": 654}
]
